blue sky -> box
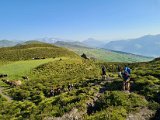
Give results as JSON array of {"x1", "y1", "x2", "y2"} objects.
[{"x1": 0, "y1": 0, "x2": 160, "y2": 41}]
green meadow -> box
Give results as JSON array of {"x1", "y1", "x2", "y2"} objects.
[{"x1": 0, "y1": 58, "x2": 67, "y2": 80}]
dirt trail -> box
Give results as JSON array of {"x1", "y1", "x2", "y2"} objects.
[
  {"x1": 50, "y1": 77, "x2": 114, "y2": 120},
  {"x1": 86, "y1": 77, "x2": 114, "y2": 114},
  {"x1": 0, "y1": 86, "x2": 12, "y2": 102},
  {"x1": 89, "y1": 77, "x2": 114, "y2": 100}
]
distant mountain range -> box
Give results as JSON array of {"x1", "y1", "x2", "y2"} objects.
[
  {"x1": 0, "y1": 37, "x2": 72, "y2": 47},
  {"x1": 1, "y1": 34, "x2": 160, "y2": 58},
  {"x1": 103, "y1": 34, "x2": 160, "y2": 57}
]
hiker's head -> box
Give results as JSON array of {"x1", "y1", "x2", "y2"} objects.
[
  {"x1": 124, "y1": 65, "x2": 127, "y2": 67},
  {"x1": 102, "y1": 65, "x2": 106, "y2": 68}
]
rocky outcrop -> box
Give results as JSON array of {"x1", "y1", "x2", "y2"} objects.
[{"x1": 126, "y1": 108, "x2": 155, "y2": 120}]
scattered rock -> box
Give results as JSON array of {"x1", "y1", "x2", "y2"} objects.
[
  {"x1": 81, "y1": 53, "x2": 89, "y2": 59},
  {"x1": 45, "y1": 108, "x2": 83, "y2": 120},
  {"x1": 126, "y1": 107, "x2": 155, "y2": 120}
]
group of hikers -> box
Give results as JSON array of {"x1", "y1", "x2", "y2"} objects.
[
  {"x1": 102, "y1": 64, "x2": 131, "y2": 92},
  {"x1": 49, "y1": 83, "x2": 78, "y2": 97},
  {"x1": 49, "y1": 64, "x2": 131, "y2": 97}
]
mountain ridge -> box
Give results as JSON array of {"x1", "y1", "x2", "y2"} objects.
[{"x1": 103, "y1": 34, "x2": 160, "y2": 57}]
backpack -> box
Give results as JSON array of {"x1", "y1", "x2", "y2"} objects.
[
  {"x1": 124, "y1": 70, "x2": 129, "y2": 77},
  {"x1": 125, "y1": 67, "x2": 131, "y2": 74}
]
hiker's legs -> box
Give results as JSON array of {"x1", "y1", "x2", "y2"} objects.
[
  {"x1": 126, "y1": 78, "x2": 130, "y2": 91},
  {"x1": 126, "y1": 81, "x2": 130, "y2": 91},
  {"x1": 123, "y1": 81, "x2": 126, "y2": 91},
  {"x1": 102, "y1": 75, "x2": 104, "y2": 80},
  {"x1": 102, "y1": 75, "x2": 106, "y2": 80}
]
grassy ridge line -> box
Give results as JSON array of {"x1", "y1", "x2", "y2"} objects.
[
  {"x1": 0, "y1": 58, "x2": 68, "y2": 80},
  {"x1": 0, "y1": 43, "x2": 79, "y2": 61}
]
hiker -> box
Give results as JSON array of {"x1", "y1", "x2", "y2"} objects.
[
  {"x1": 50, "y1": 87, "x2": 54, "y2": 96},
  {"x1": 0, "y1": 74, "x2": 7, "y2": 78},
  {"x1": 68, "y1": 83, "x2": 72, "y2": 91},
  {"x1": 57, "y1": 88, "x2": 61, "y2": 94},
  {"x1": 87, "y1": 103, "x2": 93, "y2": 115},
  {"x1": 122, "y1": 65, "x2": 131, "y2": 91},
  {"x1": 101, "y1": 65, "x2": 107, "y2": 80},
  {"x1": 74, "y1": 83, "x2": 78, "y2": 89},
  {"x1": 61, "y1": 85, "x2": 65, "y2": 92},
  {"x1": 71, "y1": 84, "x2": 74, "y2": 89},
  {"x1": 22, "y1": 76, "x2": 29, "y2": 80},
  {"x1": 117, "y1": 65, "x2": 123, "y2": 78}
]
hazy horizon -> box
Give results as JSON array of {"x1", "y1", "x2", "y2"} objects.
[{"x1": 1, "y1": 33, "x2": 160, "y2": 43}]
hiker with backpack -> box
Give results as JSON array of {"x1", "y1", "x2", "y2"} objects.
[
  {"x1": 122, "y1": 65, "x2": 131, "y2": 91},
  {"x1": 102, "y1": 65, "x2": 107, "y2": 80}
]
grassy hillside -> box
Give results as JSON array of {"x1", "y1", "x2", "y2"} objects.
[
  {"x1": 0, "y1": 43, "x2": 159, "y2": 119},
  {"x1": 30, "y1": 58, "x2": 100, "y2": 84},
  {"x1": 129, "y1": 58, "x2": 160, "y2": 102},
  {"x1": 55, "y1": 41, "x2": 153, "y2": 63},
  {"x1": 1, "y1": 57, "x2": 159, "y2": 119},
  {"x1": 0, "y1": 58, "x2": 102, "y2": 119},
  {"x1": 0, "y1": 43, "x2": 79, "y2": 61}
]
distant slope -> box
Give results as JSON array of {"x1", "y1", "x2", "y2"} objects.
[
  {"x1": 0, "y1": 42, "x2": 79, "y2": 61},
  {"x1": 0, "y1": 40, "x2": 20, "y2": 47},
  {"x1": 82, "y1": 38, "x2": 106, "y2": 48},
  {"x1": 38, "y1": 37, "x2": 73, "y2": 43},
  {"x1": 55, "y1": 41, "x2": 88, "y2": 48},
  {"x1": 21, "y1": 40, "x2": 45, "y2": 45},
  {"x1": 55, "y1": 41, "x2": 153, "y2": 63},
  {"x1": 103, "y1": 34, "x2": 160, "y2": 57}
]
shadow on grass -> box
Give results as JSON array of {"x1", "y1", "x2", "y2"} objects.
[
  {"x1": 99, "y1": 80, "x2": 123, "y2": 93},
  {"x1": 151, "y1": 108, "x2": 160, "y2": 120}
]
